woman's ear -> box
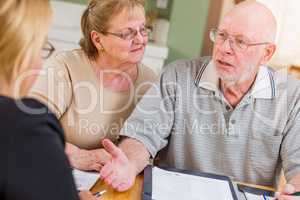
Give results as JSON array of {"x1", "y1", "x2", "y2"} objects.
[{"x1": 90, "y1": 30, "x2": 104, "y2": 51}]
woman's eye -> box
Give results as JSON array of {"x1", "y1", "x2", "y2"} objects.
[
  {"x1": 121, "y1": 30, "x2": 134, "y2": 39},
  {"x1": 140, "y1": 27, "x2": 146, "y2": 32},
  {"x1": 120, "y1": 32, "x2": 129, "y2": 39}
]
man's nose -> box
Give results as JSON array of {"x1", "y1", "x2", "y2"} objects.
[{"x1": 220, "y1": 38, "x2": 234, "y2": 55}]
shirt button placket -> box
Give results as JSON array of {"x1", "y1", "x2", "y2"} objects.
[{"x1": 228, "y1": 119, "x2": 237, "y2": 136}]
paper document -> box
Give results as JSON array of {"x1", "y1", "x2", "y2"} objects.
[
  {"x1": 243, "y1": 192, "x2": 274, "y2": 200},
  {"x1": 152, "y1": 167, "x2": 235, "y2": 200},
  {"x1": 72, "y1": 169, "x2": 100, "y2": 191}
]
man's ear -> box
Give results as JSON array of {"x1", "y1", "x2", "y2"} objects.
[
  {"x1": 90, "y1": 30, "x2": 104, "y2": 50},
  {"x1": 260, "y1": 43, "x2": 276, "y2": 65}
]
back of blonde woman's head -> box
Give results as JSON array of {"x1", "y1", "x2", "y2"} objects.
[
  {"x1": 80, "y1": 0, "x2": 145, "y2": 59},
  {"x1": 0, "y1": 0, "x2": 52, "y2": 83}
]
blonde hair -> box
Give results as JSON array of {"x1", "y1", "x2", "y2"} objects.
[
  {"x1": 0, "y1": 0, "x2": 52, "y2": 83},
  {"x1": 80, "y1": 0, "x2": 145, "y2": 59}
]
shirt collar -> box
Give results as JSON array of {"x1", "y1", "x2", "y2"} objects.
[{"x1": 195, "y1": 60, "x2": 276, "y2": 99}]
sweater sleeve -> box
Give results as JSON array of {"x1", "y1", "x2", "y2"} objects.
[
  {"x1": 28, "y1": 55, "x2": 73, "y2": 119},
  {"x1": 5, "y1": 108, "x2": 79, "y2": 200}
]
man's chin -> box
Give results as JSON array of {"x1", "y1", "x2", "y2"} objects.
[{"x1": 218, "y1": 72, "x2": 238, "y2": 83}]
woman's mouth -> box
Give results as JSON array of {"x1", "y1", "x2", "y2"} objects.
[{"x1": 130, "y1": 46, "x2": 144, "y2": 52}]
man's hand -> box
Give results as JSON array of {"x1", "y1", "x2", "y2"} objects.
[
  {"x1": 90, "y1": 148, "x2": 112, "y2": 166},
  {"x1": 278, "y1": 184, "x2": 300, "y2": 200},
  {"x1": 65, "y1": 143, "x2": 108, "y2": 171},
  {"x1": 100, "y1": 139, "x2": 138, "y2": 191}
]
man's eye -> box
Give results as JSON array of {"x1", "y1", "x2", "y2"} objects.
[
  {"x1": 218, "y1": 32, "x2": 227, "y2": 39},
  {"x1": 235, "y1": 38, "x2": 246, "y2": 45}
]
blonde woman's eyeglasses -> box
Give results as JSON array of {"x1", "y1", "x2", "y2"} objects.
[{"x1": 41, "y1": 41, "x2": 55, "y2": 59}]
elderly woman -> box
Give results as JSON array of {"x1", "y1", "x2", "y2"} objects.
[
  {"x1": 29, "y1": 0, "x2": 157, "y2": 171},
  {"x1": 0, "y1": 0, "x2": 96, "y2": 199}
]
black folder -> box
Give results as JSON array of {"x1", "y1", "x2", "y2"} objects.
[
  {"x1": 237, "y1": 184, "x2": 275, "y2": 199},
  {"x1": 142, "y1": 165, "x2": 239, "y2": 200}
]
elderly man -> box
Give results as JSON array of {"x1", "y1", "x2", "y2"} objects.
[{"x1": 100, "y1": 1, "x2": 300, "y2": 199}]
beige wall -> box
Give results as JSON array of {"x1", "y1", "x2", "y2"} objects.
[
  {"x1": 210, "y1": 0, "x2": 300, "y2": 70},
  {"x1": 219, "y1": 0, "x2": 235, "y2": 21},
  {"x1": 258, "y1": 0, "x2": 300, "y2": 69}
]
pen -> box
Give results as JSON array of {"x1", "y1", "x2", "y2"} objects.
[
  {"x1": 274, "y1": 191, "x2": 300, "y2": 199},
  {"x1": 290, "y1": 191, "x2": 300, "y2": 196},
  {"x1": 93, "y1": 190, "x2": 107, "y2": 198},
  {"x1": 263, "y1": 194, "x2": 268, "y2": 200}
]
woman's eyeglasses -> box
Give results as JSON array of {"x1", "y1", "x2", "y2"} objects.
[
  {"x1": 41, "y1": 41, "x2": 55, "y2": 59},
  {"x1": 101, "y1": 26, "x2": 153, "y2": 41}
]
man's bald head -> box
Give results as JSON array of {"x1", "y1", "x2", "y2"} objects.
[
  {"x1": 212, "y1": 1, "x2": 278, "y2": 85},
  {"x1": 220, "y1": 0, "x2": 277, "y2": 43}
]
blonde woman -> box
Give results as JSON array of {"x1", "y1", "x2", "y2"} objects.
[
  {"x1": 0, "y1": 0, "x2": 96, "y2": 199},
  {"x1": 29, "y1": 0, "x2": 157, "y2": 171}
]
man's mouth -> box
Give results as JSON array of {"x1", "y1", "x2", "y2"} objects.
[{"x1": 217, "y1": 59, "x2": 233, "y2": 67}]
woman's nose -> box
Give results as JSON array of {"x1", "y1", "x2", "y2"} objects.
[{"x1": 132, "y1": 30, "x2": 144, "y2": 44}]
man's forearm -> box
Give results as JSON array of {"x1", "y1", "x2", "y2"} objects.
[{"x1": 119, "y1": 138, "x2": 150, "y2": 175}]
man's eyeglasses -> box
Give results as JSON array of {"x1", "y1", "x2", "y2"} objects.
[
  {"x1": 209, "y1": 28, "x2": 270, "y2": 52},
  {"x1": 41, "y1": 41, "x2": 55, "y2": 59},
  {"x1": 101, "y1": 26, "x2": 152, "y2": 41}
]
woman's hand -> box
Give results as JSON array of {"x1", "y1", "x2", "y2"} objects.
[
  {"x1": 65, "y1": 143, "x2": 109, "y2": 171},
  {"x1": 78, "y1": 191, "x2": 98, "y2": 200}
]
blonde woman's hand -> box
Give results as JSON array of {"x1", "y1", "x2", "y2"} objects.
[
  {"x1": 78, "y1": 191, "x2": 98, "y2": 200},
  {"x1": 65, "y1": 143, "x2": 102, "y2": 171},
  {"x1": 278, "y1": 184, "x2": 300, "y2": 200}
]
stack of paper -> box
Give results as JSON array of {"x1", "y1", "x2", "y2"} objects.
[
  {"x1": 151, "y1": 167, "x2": 236, "y2": 200},
  {"x1": 72, "y1": 169, "x2": 100, "y2": 191},
  {"x1": 243, "y1": 192, "x2": 274, "y2": 200}
]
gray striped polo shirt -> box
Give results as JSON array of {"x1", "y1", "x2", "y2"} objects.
[{"x1": 120, "y1": 57, "x2": 300, "y2": 187}]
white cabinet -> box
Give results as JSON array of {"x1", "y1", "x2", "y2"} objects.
[
  {"x1": 49, "y1": 0, "x2": 168, "y2": 73},
  {"x1": 143, "y1": 42, "x2": 168, "y2": 73}
]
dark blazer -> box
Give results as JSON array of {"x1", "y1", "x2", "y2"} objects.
[{"x1": 0, "y1": 96, "x2": 78, "y2": 200}]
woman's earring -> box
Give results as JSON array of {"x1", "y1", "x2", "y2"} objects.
[
  {"x1": 100, "y1": 46, "x2": 105, "y2": 52},
  {"x1": 99, "y1": 44, "x2": 105, "y2": 52},
  {"x1": 95, "y1": 37, "x2": 105, "y2": 52}
]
